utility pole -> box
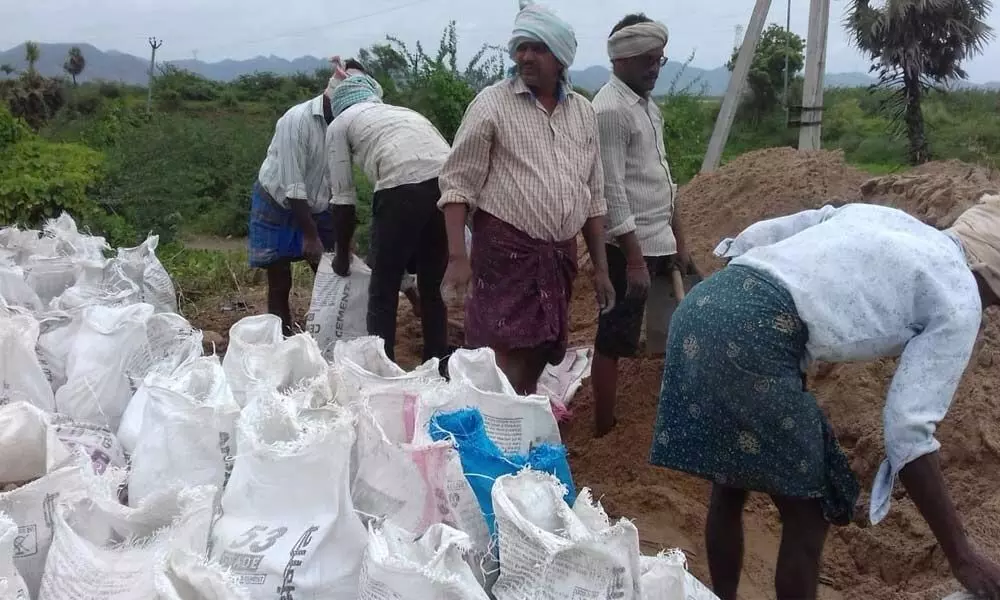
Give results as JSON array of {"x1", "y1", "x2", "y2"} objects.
[
  {"x1": 700, "y1": 0, "x2": 773, "y2": 173},
  {"x1": 146, "y1": 37, "x2": 163, "y2": 114},
  {"x1": 782, "y1": 0, "x2": 792, "y2": 119},
  {"x1": 798, "y1": 0, "x2": 830, "y2": 150}
]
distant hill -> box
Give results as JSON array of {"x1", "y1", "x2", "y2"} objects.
[{"x1": 3, "y1": 42, "x2": 997, "y2": 95}]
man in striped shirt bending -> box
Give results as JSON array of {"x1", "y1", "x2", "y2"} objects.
[
  {"x1": 591, "y1": 14, "x2": 694, "y2": 437},
  {"x1": 438, "y1": 0, "x2": 615, "y2": 395},
  {"x1": 248, "y1": 59, "x2": 368, "y2": 336}
]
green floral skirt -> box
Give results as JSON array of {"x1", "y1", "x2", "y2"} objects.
[{"x1": 649, "y1": 265, "x2": 860, "y2": 525}]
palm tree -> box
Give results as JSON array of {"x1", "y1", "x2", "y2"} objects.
[
  {"x1": 0, "y1": 64, "x2": 15, "y2": 77},
  {"x1": 24, "y1": 41, "x2": 40, "y2": 75},
  {"x1": 846, "y1": 0, "x2": 994, "y2": 164},
  {"x1": 63, "y1": 46, "x2": 86, "y2": 85}
]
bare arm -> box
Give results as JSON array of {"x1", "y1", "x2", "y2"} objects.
[
  {"x1": 900, "y1": 453, "x2": 1000, "y2": 598},
  {"x1": 443, "y1": 203, "x2": 470, "y2": 261}
]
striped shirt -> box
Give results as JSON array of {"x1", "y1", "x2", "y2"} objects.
[
  {"x1": 258, "y1": 95, "x2": 331, "y2": 213},
  {"x1": 438, "y1": 76, "x2": 606, "y2": 242},
  {"x1": 327, "y1": 102, "x2": 450, "y2": 206},
  {"x1": 592, "y1": 75, "x2": 677, "y2": 256}
]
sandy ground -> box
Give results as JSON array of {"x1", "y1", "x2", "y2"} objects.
[{"x1": 187, "y1": 149, "x2": 1000, "y2": 600}]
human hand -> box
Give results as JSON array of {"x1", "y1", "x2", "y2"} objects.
[
  {"x1": 303, "y1": 235, "x2": 324, "y2": 266},
  {"x1": 441, "y1": 256, "x2": 473, "y2": 304},
  {"x1": 332, "y1": 250, "x2": 351, "y2": 277},
  {"x1": 594, "y1": 269, "x2": 616, "y2": 314},
  {"x1": 953, "y1": 551, "x2": 1000, "y2": 600},
  {"x1": 625, "y1": 261, "x2": 650, "y2": 300}
]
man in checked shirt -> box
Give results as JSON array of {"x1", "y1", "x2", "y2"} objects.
[
  {"x1": 438, "y1": 0, "x2": 615, "y2": 395},
  {"x1": 590, "y1": 14, "x2": 697, "y2": 437}
]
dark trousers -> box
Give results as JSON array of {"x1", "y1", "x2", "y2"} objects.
[{"x1": 367, "y1": 178, "x2": 449, "y2": 362}]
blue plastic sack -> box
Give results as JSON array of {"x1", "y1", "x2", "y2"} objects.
[{"x1": 429, "y1": 407, "x2": 575, "y2": 537}]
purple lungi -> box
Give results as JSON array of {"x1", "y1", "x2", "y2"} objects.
[{"x1": 465, "y1": 210, "x2": 578, "y2": 365}]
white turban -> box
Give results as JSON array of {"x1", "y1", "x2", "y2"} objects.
[
  {"x1": 508, "y1": 0, "x2": 578, "y2": 69},
  {"x1": 607, "y1": 21, "x2": 669, "y2": 60},
  {"x1": 948, "y1": 193, "x2": 1000, "y2": 298}
]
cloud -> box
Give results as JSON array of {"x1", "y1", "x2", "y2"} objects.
[{"x1": 2, "y1": 0, "x2": 998, "y2": 81}]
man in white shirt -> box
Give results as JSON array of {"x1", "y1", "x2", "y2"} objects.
[
  {"x1": 590, "y1": 13, "x2": 694, "y2": 437},
  {"x1": 326, "y1": 74, "x2": 451, "y2": 362},
  {"x1": 248, "y1": 59, "x2": 369, "y2": 335}
]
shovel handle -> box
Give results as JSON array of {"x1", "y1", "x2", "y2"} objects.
[{"x1": 671, "y1": 268, "x2": 685, "y2": 301}]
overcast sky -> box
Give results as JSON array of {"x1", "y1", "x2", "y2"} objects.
[{"x1": 3, "y1": 0, "x2": 1000, "y2": 82}]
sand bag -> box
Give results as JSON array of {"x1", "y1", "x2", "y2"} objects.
[
  {"x1": 362, "y1": 390, "x2": 490, "y2": 570},
  {"x1": 306, "y1": 253, "x2": 371, "y2": 359},
  {"x1": 352, "y1": 399, "x2": 456, "y2": 534},
  {"x1": 211, "y1": 395, "x2": 366, "y2": 599},
  {"x1": 55, "y1": 303, "x2": 155, "y2": 429},
  {"x1": 35, "y1": 310, "x2": 78, "y2": 391},
  {"x1": 40, "y1": 212, "x2": 108, "y2": 261},
  {"x1": 129, "y1": 357, "x2": 240, "y2": 507},
  {"x1": 221, "y1": 315, "x2": 283, "y2": 408},
  {"x1": 333, "y1": 336, "x2": 443, "y2": 405},
  {"x1": 38, "y1": 484, "x2": 219, "y2": 600},
  {"x1": 0, "y1": 513, "x2": 29, "y2": 599},
  {"x1": 0, "y1": 227, "x2": 41, "y2": 263},
  {"x1": 49, "y1": 415, "x2": 127, "y2": 475},
  {"x1": 0, "y1": 401, "x2": 73, "y2": 482},
  {"x1": 639, "y1": 552, "x2": 718, "y2": 600},
  {"x1": 538, "y1": 347, "x2": 593, "y2": 420},
  {"x1": 117, "y1": 235, "x2": 177, "y2": 313},
  {"x1": 491, "y1": 472, "x2": 642, "y2": 600},
  {"x1": 0, "y1": 266, "x2": 43, "y2": 311},
  {"x1": 419, "y1": 382, "x2": 560, "y2": 456},
  {"x1": 447, "y1": 347, "x2": 518, "y2": 395},
  {"x1": 0, "y1": 462, "x2": 88, "y2": 597},
  {"x1": 50, "y1": 259, "x2": 141, "y2": 312},
  {"x1": 0, "y1": 312, "x2": 56, "y2": 412},
  {"x1": 358, "y1": 520, "x2": 489, "y2": 600},
  {"x1": 428, "y1": 408, "x2": 575, "y2": 538},
  {"x1": 116, "y1": 313, "x2": 206, "y2": 453},
  {"x1": 23, "y1": 256, "x2": 78, "y2": 306},
  {"x1": 123, "y1": 312, "x2": 204, "y2": 391}
]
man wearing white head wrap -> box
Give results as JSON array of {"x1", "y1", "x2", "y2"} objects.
[
  {"x1": 437, "y1": 0, "x2": 614, "y2": 396},
  {"x1": 590, "y1": 14, "x2": 694, "y2": 439},
  {"x1": 325, "y1": 81, "x2": 452, "y2": 363},
  {"x1": 508, "y1": 0, "x2": 577, "y2": 74}
]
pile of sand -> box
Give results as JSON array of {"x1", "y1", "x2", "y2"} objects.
[{"x1": 559, "y1": 148, "x2": 1000, "y2": 600}]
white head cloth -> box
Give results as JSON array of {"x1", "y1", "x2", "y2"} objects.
[{"x1": 607, "y1": 21, "x2": 669, "y2": 60}]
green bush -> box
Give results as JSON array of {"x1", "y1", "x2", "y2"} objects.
[{"x1": 0, "y1": 135, "x2": 104, "y2": 225}]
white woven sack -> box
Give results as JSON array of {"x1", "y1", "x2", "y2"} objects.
[
  {"x1": 491, "y1": 471, "x2": 643, "y2": 600},
  {"x1": 211, "y1": 395, "x2": 366, "y2": 599},
  {"x1": 221, "y1": 315, "x2": 283, "y2": 408},
  {"x1": 352, "y1": 399, "x2": 455, "y2": 534},
  {"x1": 55, "y1": 303, "x2": 155, "y2": 429},
  {"x1": 38, "y1": 485, "x2": 220, "y2": 600},
  {"x1": 117, "y1": 235, "x2": 178, "y2": 313},
  {"x1": 0, "y1": 512, "x2": 29, "y2": 599},
  {"x1": 0, "y1": 460, "x2": 88, "y2": 598},
  {"x1": 305, "y1": 253, "x2": 371, "y2": 359},
  {"x1": 639, "y1": 552, "x2": 718, "y2": 600},
  {"x1": 332, "y1": 336, "x2": 442, "y2": 406},
  {"x1": 129, "y1": 357, "x2": 240, "y2": 507},
  {"x1": 358, "y1": 520, "x2": 489, "y2": 600},
  {"x1": 0, "y1": 311, "x2": 56, "y2": 412}
]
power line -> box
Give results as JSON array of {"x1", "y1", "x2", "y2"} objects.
[{"x1": 171, "y1": 0, "x2": 439, "y2": 57}]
